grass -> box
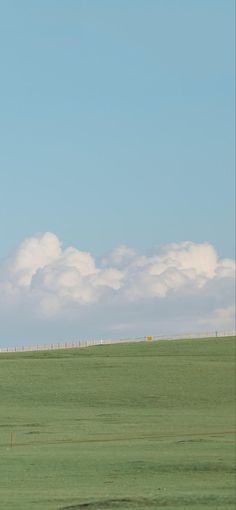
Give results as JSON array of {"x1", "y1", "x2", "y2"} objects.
[{"x1": 0, "y1": 336, "x2": 235, "y2": 509}]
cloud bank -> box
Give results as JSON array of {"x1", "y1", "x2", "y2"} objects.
[{"x1": 0, "y1": 233, "x2": 235, "y2": 346}]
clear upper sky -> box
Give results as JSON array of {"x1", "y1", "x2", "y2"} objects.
[{"x1": 0, "y1": 0, "x2": 235, "y2": 259}]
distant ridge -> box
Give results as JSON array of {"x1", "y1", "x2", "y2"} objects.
[{"x1": 1, "y1": 330, "x2": 235, "y2": 353}]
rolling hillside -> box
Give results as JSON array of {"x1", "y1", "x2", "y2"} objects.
[{"x1": 0, "y1": 337, "x2": 235, "y2": 509}]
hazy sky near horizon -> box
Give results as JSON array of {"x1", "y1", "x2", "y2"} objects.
[{"x1": 0, "y1": 1, "x2": 235, "y2": 345}]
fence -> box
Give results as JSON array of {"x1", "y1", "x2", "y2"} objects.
[{"x1": 0, "y1": 330, "x2": 235, "y2": 353}]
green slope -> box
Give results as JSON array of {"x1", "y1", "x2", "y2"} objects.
[{"x1": 0, "y1": 337, "x2": 235, "y2": 509}]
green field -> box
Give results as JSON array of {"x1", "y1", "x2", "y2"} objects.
[{"x1": 0, "y1": 337, "x2": 235, "y2": 510}]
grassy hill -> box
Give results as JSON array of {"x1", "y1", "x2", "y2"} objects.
[{"x1": 0, "y1": 337, "x2": 235, "y2": 509}]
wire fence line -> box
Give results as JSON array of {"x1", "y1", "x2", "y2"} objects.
[{"x1": 0, "y1": 330, "x2": 235, "y2": 353}]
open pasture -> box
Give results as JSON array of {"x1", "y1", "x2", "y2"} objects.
[{"x1": 0, "y1": 336, "x2": 235, "y2": 509}]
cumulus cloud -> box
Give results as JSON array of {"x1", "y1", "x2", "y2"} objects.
[
  {"x1": 0, "y1": 232, "x2": 235, "y2": 345},
  {"x1": 0, "y1": 233, "x2": 124, "y2": 315},
  {"x1": 7, "y1": 232, "x2": 61, "y2": 287}
]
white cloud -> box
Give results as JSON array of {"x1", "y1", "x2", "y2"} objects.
[
  {"x1": 0, "y1": 232, "x2": 125, "y2": 313},
  {"x1": 7, "y1": 232, "x2": 61, "y2": 287},
  {"x1": 101, "y1": 245, "x2": 137, "y2": 268},
  {"x1": 0, "y1": 232, "x2": 235, "y2": 345}
]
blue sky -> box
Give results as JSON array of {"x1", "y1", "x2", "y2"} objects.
[
  {"x1": 0, "y1": 0, "x2": 235, "y2": 259},
  {"x1": 0, "y1": 1, "x2": 235, "y2": 345}
]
